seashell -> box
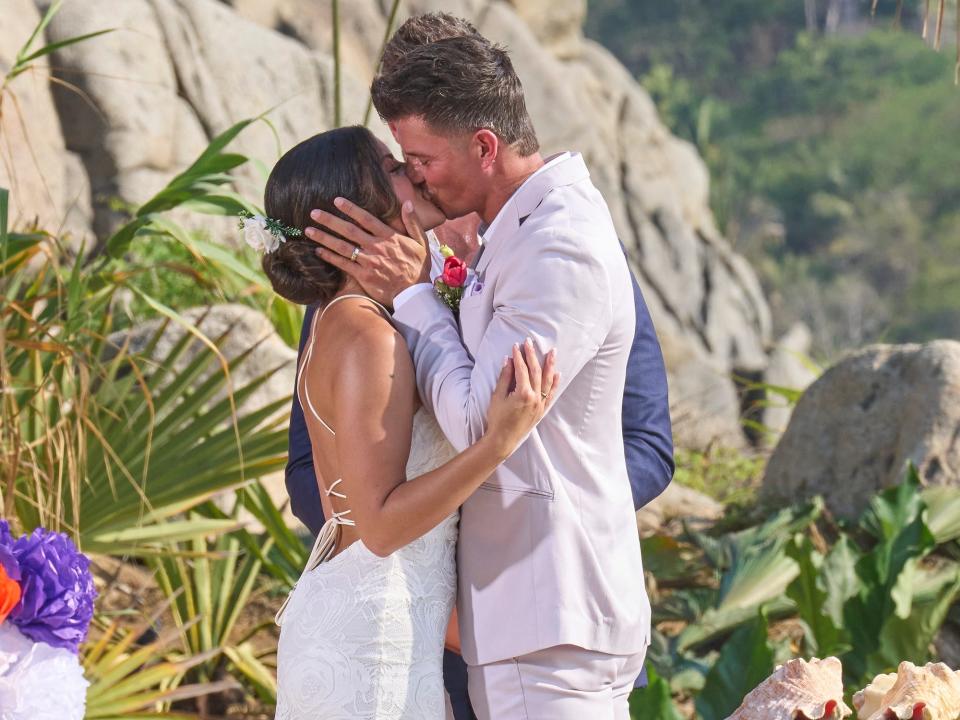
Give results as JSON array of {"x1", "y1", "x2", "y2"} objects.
[
  {"x1": 727, "y1": 656, "x2": 853, "y2": 720},
  {"x1": 853, "y1": 661, "x2": 960, "y2": 720},
  {"x1": 853, "y1": 672, "x2": 898, "y2": 719}
]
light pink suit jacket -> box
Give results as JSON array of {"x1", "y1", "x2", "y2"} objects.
[{"x1": 393, "y1": 153, "x2": 650, "y2": 666}]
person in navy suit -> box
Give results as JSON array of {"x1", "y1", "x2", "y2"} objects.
[{"x1": 282, "y1": 14, "x2": 674, "y2": 720}]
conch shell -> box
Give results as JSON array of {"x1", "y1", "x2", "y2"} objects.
[
  {"x1": 727, "y1": 656, "x2": 853, "y2": 719},
  {"x1": 853, "y1": 662, "x2": 960, "y2": 720}
]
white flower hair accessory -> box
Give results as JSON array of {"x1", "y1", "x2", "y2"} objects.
[{"x1": 238, "y1": 210, "x2": 302, "y2": 254}]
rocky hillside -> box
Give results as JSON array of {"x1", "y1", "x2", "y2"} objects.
[{"x1": 0, "y1": 0, "x2": 809, "y2": 449}]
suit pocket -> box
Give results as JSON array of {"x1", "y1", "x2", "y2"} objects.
[
  {"x1": 457, "y1": 291, "x2": 487, "y2": 355},
  {"x1": 479, "y1": 445, "x2": 554, "y2": 499}
]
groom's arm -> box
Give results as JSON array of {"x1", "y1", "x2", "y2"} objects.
[
  {"x1": 393, "y1": 228, "x2": 610, "y2": 452},
  {"x1": 623, "y1": 262, "x2": 675, "y2": 510}
]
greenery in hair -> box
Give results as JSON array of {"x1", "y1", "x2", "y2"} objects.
[{"x1": 238, "y1": 209, "x2": 303, "y2": 238}]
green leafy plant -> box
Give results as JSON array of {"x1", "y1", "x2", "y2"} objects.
[
  {"x1": 0, "y1": 0, "x2": 113, "y2": 103},
  {"x1": 646, "y1": 464, "x2": 960, "y2": 715},
  {"x1": 695, "y1": 612, "x2": 778, "y2": 720},
  {"x1": 149, "y1": 486, "x2": 288, "y2": 711},
  {"x1": 0, "y1": 216, "x2": 290, "y2": 553},
  {"x1": 629, "y1": 666, "x2": 685, "y2": 720},
  {"x1": 771, "y1": 468, "x2": 960, "y2": 689},
  {"x1": 83, "y1": 598, "x2": 235, "y2": 719}
]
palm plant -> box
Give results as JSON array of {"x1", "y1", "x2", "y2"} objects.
[
  {"x1": 2, "y1": 13, "x2": 296, "y2": 550},
  {"x1": 150, "y1": 487, "x2": 283, "y2": 713},
  {"x1": 1, "y1": 164, "x2": 291, "y2": 555},
  {"x1": 83, "y1": 597, "x2": 237, "y2": 719}
]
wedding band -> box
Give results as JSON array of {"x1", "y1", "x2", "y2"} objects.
[
  {"x1": 540, "y1": 391, "x2": 548, "y2": 400},
  {"x1": 350, "y1": 245, "x2": 361, "y2": 263}
]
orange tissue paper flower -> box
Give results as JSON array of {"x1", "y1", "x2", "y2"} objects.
[{"x1": 0, "y1": 563, "x2": 21, "y2": 624}]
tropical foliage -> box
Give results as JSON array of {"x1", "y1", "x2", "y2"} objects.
[
  {"x1": 586, "y1": 0, "x2": 960, "y2": 359},
  {"x1": 631, "y1": 466, "x2": 960, "y2": 717}
]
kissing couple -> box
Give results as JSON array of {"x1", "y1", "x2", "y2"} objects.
[{"x1": 255, "y1": 12, "x2": 674, "y2": 720}]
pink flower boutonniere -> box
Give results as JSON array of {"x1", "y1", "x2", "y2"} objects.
[{"x1": 434, "y1": 245, "x2": 467, "y2": 312}]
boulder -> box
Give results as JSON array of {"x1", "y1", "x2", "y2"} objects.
[
  {"x1": 221, "y1": 0, "x2": 398, "y2": 142},
  {"x1": 150, "y1": 0, "x2": 331, "y2": 181},
  {"x1": 761, "y1": 341, "x2": 960, "y2": 518},
  {"x1": 762, "y1": 323, "x2": 819, "y2": 440},
  {"x1": 660, "y1": 329, "x2": 748, "y2": 450},
  {"x1": 508, "y1": 0, "x2": 586, "y2": 60},
  {"x1": 0, "y1": 0, "x2": 72, "y2": 235},
  {"x1": 636, "y1": 482, "x2": 724, "y2": 538},
  {"x1": 41, "y1": 0, "x2": 182, "y2": 236}
]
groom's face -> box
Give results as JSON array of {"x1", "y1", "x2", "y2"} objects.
[{"x1": 390, "y1": 116, "x2": 486, "y2": 220}]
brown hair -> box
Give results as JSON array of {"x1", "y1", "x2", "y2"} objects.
[
  {"x1": 262, "y1": 126, "x2": 399, "y2": 306},
  {"x1": 380, "y1": 12, "x2": 482, "y2": 75},
  {"x1": 371, "y1": 34, "x2": 540, "y2": 157}
]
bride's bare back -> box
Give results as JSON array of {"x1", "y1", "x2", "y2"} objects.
[{"x1": 296, "y1": 293, "x2": 419, "y2": 558}]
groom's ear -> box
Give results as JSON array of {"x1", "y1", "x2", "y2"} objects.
[{"x1": 473, "y1": 129, "x2": 499, "y2": 170}]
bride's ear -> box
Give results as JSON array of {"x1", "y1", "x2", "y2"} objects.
[
  {"x1": 385, "y1": 212, "x2": 407, "y2": 235},
  {"x1": 474, "y1": 129, "x2": 499, "y2": 169}
]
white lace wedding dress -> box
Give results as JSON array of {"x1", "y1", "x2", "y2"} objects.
[{"x1": 274, "y1": 296, "x2": 459, "y2": 720}]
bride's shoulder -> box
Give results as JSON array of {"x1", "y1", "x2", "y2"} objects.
[{"x1": 322, "y1": 303, "x2": 412, "y2": 375}]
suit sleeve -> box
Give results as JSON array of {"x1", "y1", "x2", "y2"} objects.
[
  {"x1": 393, "y1": 228, "x2": 611, "y2": 452},
  {"x1": 285, "y1": 304, "x2": 325, "y2": 536},
  {"x1": 621, "y1": 259, "x2": 675, "y2": 510}
]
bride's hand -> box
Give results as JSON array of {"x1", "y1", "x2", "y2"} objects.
[{"x1": 484, "y1": 339, "x2": 559, "y2": 458}]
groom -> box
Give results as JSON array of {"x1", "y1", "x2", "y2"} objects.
[{"x1": 304, "y1": 26, "x2": 667, "y2": 718}]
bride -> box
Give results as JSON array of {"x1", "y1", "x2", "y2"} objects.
[{"x1": 258, "y1": 126, "x2": 557, "y2": 720}]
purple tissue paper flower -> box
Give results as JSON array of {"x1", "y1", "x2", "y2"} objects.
[
  {"x1": 7, "y1": 525, "x2": 97, "y2": 653},
  {"x1": 0, "y1": 520, "x2": 19, "y2": 580}
]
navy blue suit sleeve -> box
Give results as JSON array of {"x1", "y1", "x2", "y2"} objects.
[
  {"x1": 621, "y1": 248, "x2": 675, "y2": 511},
  {"x1": 285, "y1": 304, "x2": 326, "y2": 536}
]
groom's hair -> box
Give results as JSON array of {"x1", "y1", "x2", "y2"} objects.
[
  {"x1": 380, "y1": 13, "x2": 482, "y2": 75},
  {"x1": 371, "y1": 34, "x2": 540, "y2": 157}
]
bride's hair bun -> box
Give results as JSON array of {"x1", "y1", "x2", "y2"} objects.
[
  {"x1": 262, "y1": 126, "x2": 400, "y2": 307},
  {"x1": 262, "y1": 240, "x2": 340, "y2": 306}
]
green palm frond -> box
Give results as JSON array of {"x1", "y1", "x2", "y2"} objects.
[
  {"x1": 150, "y1": 494, "x2": 279, "y2": 703},
  {"x1": 84, "y1": 598, "x2": 235, "y2": 719}
]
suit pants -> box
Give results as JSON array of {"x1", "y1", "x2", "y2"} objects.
[{"x1": 467, "y1": 644, "x2": 647, "y2": 720}]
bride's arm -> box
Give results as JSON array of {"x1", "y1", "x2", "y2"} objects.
[{"x1": 330, "y1": 322, "x2": 556, "y2": 558}]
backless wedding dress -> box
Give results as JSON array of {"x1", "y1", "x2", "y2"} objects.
[{"x1": 274, "y1": 295, "x2": 459, "y2": 720}]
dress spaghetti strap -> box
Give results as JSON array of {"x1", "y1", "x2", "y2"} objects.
[{"x1": 295, "y1": 294, "x2": 392, "y2": 435}]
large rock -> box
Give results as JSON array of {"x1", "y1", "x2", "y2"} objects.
[
  {"x1": 762, "y1": 323, "x2": 819, "y2": 441},
  {"x1": 41, "y1": 0, "x2": 183, "y2": 236},
  {"x1": 762, "y1": 341, "x2": 960, "y2": 518},
  {"x1": 150, "y1": 0, "x2": 331, "y2": 185},
  {"x1": 661, "y1": 331, "x2": 747, "y2": 450},
  {"x1": 222, "y1": 0, "x2": 398, "y2": 139},
  {"x1": 508, "y1": 0, "x2": 586, "y2": 60},
  {"x1": 0, "y1": 0, "x2": 75, "y2": 236},
  {"x1": 636, "y1": 482, "x2": 724, "y2": 537}
]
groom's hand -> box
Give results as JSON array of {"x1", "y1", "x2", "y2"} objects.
[{"x1": 306, "y1": 198, "x2": 431, "y2": 306}]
